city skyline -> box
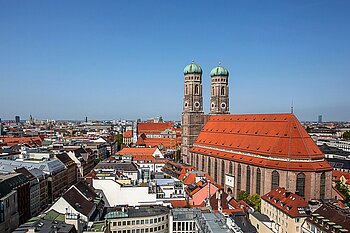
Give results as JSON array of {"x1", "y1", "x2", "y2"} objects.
[{"x1": 1, "y1": 1, "x2": 350, "y2": 121}]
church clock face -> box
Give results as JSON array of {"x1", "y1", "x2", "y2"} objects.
[
  {"x1": 194, "y1": 101, "x2": 200, "y2": 109},
  {"x1": 221, "y1": 102, "x2": 226, "y2": 109}
]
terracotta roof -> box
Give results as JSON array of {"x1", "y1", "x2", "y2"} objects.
[
  {"x1": 191, "y1": 113, "x2": 332, "y2": 171},
  {"x1": 170, "y1": 200, "x2": 187, "y2": 208},
  {"x1": 123, "y1": 130, "x2": 133, "y2": 138},
  {"x1": 332, "y1": 170, "x2": 350, "y2": 180},
  {"x1": 138, "y1": 122, "x2": 173, "y2": 134},
  {"x1": 262, "y1": 187, "x2": 309, "y2": 218},
  {"x1": 117, "y1": 147, "x2": 157, "y2": 156},
  {"x1": 137, "y1": 137, "x2": 181, "y2": 148},
  {"x1": 132, "y1": 154, "x2": 155, "y2": 163},
  {"x1": 182, "y1": 172, "x2": 214, "y2": 185}
]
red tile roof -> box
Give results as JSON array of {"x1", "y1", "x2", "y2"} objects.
[
  {"x1": 262, "y1": 187, "x2": 309, "y2": 218},
  {"x1": 191, "y1": 113, "x2": 332, "y2": 171},
  {"x1": 138, "y1": 122, "x2": 173, "y2": 134},
  {"x1": 123, "y1": 130, "x2": 133, "y2": 138},
  {"x1": 117, "y1": 147, "x2": 157, "y2": 156},
  {"x1": 332, "y1": 170, "x2": 350, "y2": 180}
]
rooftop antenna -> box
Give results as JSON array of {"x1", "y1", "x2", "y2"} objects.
[{"x1": 291, "y1": 100, "x2": 294, "y2": 114}]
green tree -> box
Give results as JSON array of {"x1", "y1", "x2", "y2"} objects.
[
  {"x1": 237, "y1": 191, "x2": 249, "y2": 202},
  {"x1": 335, "y1": 180, "x2": 350, "y2": 199},
  {"x1": 115, "y1": 133, "x2": 123, "y2": 151},
  {"x1": 247, "y1": 193, "x2": 261, "y2": 211},
  {"x1": 343, "y1": 131, "x2": 350, "y2": 140}
]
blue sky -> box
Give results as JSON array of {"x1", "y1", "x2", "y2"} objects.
[{"x1": 1, "y1": 1, "x2": 349, "y2": 121}]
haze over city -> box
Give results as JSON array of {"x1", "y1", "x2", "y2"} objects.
[{"x1": 1, "y1": 0, "x2": 350, "y2": 121}]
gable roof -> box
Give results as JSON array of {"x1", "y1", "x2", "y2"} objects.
[
  {"x1": 63, "y1": 187, "x2": 95, "y2": 217},
  {"x1": 138, "y1": 122, "x2": 173, "y2": 135},
  {"x1": 192, "y1": 113, "x2": 332, "y2": 171},
  {"x1": 117, "y1": 147, "x2": 157, "y2": 156},
  {"x1": 262, "y1": 187, "x2": 309, "y2": 218}
]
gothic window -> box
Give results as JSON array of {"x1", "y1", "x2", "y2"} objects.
[
  {"x1": 185, "y1": 85, "x2": 188, "y2": 95},
  {"x1": 208, "y1": 157, "x2": 211, "y2": 176},
  {"x1": 271, "y1": 170, "x2": 279, "y2": 190},
  {"x1": 221, "y1": 86, "x2": 225, "y2": 95},
  {"x1": 214, "y1": 159, "x2": 218, "y2": 181},
  {"x1": 212, "y1": 86, "x2": 214, "y2": 95},
  {"x1": 320, "y1": 172, "x2": 326, "y2": 199},
  {"x1": 195, "y1": 84, "x2": 199, "y2": 94},
  {"x1": 202, "y1": 155, "x2": 205, "y2": 172},
  {"x1": 229, "y1": 162, "x2": 233, "y2": 175},
  {"x1": 237, "y1": 164, "x2": 241, "y2": 194},
  {"x1": 296, "y1": 173, "x2": 305, "y2": 198},
  {"x1": 256, "y1": 168, "x2": 261, "y2": 195},
  {"x1": 246, "y1": 166, "x2": 251, "y2": 194},
  {"x1": 221, "y1": 160, "x2": 225, "y2": 186}
]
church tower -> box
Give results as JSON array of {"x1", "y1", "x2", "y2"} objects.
[
  {"x1": 181, "y1": 61, "x2": 204, "y2": 164},
  {"x1": 209, "y1": 65, "x2": 229, "y2": 114}
]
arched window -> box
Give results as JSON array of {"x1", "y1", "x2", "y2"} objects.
[
  {"x1": 271, "y1": 170, "x2": 279, "y2": 190},
  {"x1": 191, "y1": 154, "x2": 194, "y2": 167},
  {"x1": 196, "y1": 154, "x2": 199, "y2": 169},
  {"x1": 256, "y1": 168, "x2": 261, "y2": 195},
  {"x1": 195, "y1": 84, "x2": 199, "y2": 94},
  {"x1": 296, "y1": 173, "x2": 306, "y2": 198},
  {"x1": 237, "y1": 164, "x2": 241, "y2": 194},
  {"x1": 320, "y1": 172, "x2": 326, "y2": 199},
  {"x1": 185, "y1": 85, "x2": 188, "y2": 95},
  {"x1": 212, "y1": 86, "x2": 214, "y2": 95},
  {"x1": 221, "y1": 160, "x2": 225, "y2": 186},
  {"x1": 246, "y1": 166, "x2": 251, "y2": 194},
  {"x1": 214, "y1": 159, "x2": 218, "y2": 181},
  {"x1": 201, "y1": 155, "x2": 205, "y2": 172},
  {"x1": 221, "y1": 86, "x2": 225, "y2": 95},
  {"x1": 208, "y1": 157, "x2": 211, "y2": 176},
  {"x1": 229, "y1": 162, "x2": 233, "y2": 175}
]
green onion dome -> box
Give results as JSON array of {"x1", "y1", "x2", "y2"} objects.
[
  {"x1": 184, "y1": 62, "x2": 202, "y2": 75},
  {"x1": 210, "y1": 66, "x2": 229, "y2": 77}
]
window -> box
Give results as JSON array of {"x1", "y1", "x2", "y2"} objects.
[
  {"x1": 208, "y1": 157, "x2": 211, "y2": 176},
  {"x1": 185, "y1": 85, "x2": 188, "y2": 95},
  {"x1": 237, "y1": 164, "x2": 241, "y2": 193},
  {"x1": 229, "y1": 162, "x2": 233, "y2": 175},
  {"x1": 214, "y1": 159, "x2": 218, "y2": 181},
  {"x1": 145, "y1": 219, "x2": 149, "y2": 224},
  {"x1": 196, "y1": 155, "x2": 199, "y2": 169},
  {"x1": 320, "y1": 172, "x2": 326, "y2": 199},
  {"x1": 195, "y1": 84, "x2": 199, "y2": 94},
  {"x1": 221, "y1": 86, "x2": 225, "y2": 95},
  {"x1": 256, "y1": 168, "x2": 261, "y2": 195},
  {"x1": 212, "y1": 86, "x2": 214, "y2": 95},
  {"x1": 202, "y1": 155, "x2": 205, "y2": 171},
  {"x1": 221, "y1": 160, "x2": 225, "y2": 186},
  {"x1": 271, "y1": 170, "x2": 279, "y2": 190},
  {"x1": 246, "y1": 166, "x2": 251, "y2": 194},
  {"x1": 296, "y1": 173, "x2": 305, "y2": 198}
]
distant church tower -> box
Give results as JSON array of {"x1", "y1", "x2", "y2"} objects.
[
  {"x1": 209, "y1": 65, "x2": 229, "y2": 114},
  {"x1": 181, "y1": 61, "x2": 204, "y2": 164}
]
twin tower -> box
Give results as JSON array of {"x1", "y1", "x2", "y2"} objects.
[{"x1": 181, "y1": 61, "x2": 230, "y2": 164}]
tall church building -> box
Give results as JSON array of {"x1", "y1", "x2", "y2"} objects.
[
  {"x1": 181, "y1": 62, "x2": 333, "y2": 201},
  {"x1": 181, "y1": 62, "x2": 205, "y2": 164}
]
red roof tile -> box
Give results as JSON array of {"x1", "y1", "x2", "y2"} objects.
[
  {"x1": 138, "y1": 122, "x2": 173, "y2": 134},
  {"x1": 123, "y1": 130, "x2": 133, "y2": 138},
  {"x1": 191, "y1": 113, "x2": 332, "y2": 171},
  {"x1": 262, "y1": 187, "x2": 309, "y2": 218}
]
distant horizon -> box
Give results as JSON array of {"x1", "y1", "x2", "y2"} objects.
[
  {"x1": 1, "y1": 1, "x2": 349, "y2": 122},
  {"x1": 1, "y1": 112, "x2": 348, "y2": 123}
]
